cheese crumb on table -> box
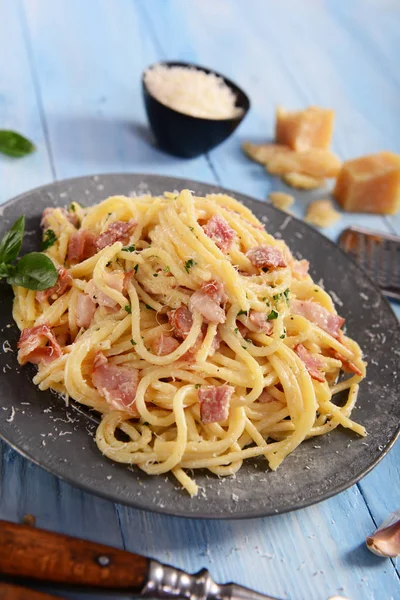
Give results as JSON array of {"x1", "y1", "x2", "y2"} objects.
[
  {"x1": 144, "y1": 64, "x2": 242, "y2": 120},
  {"x1": 282, "y1": 172, "x2": 324, "y2": 189},
  {"x1": 269, "y1": 192, "x2": 295, "y2": 212},
  {"x1": 334, "y1": 151, "x2": 400, "y2": 214},
  {"x1": 242, "y1": 142, "x2": 290, "y2": 165},
  {"x1": 305, "y1": 199, "x2": 342, "y2": 228},
  {"x1": 275, "y1": 105, "x2": 335, "y2": 151}
]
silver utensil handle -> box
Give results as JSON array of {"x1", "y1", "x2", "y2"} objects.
[{"x1": 141, "y1": 559, "x2": 281, "y2": 600}]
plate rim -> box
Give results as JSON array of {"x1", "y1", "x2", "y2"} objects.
[{"x1": 0, "y1": 172, "x2": 399, "y2": 520}]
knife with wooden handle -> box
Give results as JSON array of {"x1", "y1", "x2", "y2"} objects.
[
  {"x1": 0, "y1": 582, "x2": 61, "y2": 600},
  {"x1": 0, "y1": 520, "x2": 279, "y2": 599}
]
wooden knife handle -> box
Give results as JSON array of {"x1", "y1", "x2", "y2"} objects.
[
  {"x1": 0, "y1": 520, "x2": 149, "y2": 591},
  {"x1": 0, "y1": 582, "x2": 62, "y2": 600}
]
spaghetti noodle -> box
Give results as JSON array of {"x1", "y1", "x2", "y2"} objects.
[{"x1": 13, "y1": 190, "x2": 366, "y2": 496}]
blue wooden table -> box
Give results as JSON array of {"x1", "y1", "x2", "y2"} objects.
[{"x1": 0, "y1": 1, "x2": 399, "y2": 599}]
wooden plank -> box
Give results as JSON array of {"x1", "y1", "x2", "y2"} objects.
[
  {"x1": 0, "y1": 0, "x2": 53, "y2": 203},
  {"x1": 21, "y1": 0, "x2": 217, "y2": 185}
]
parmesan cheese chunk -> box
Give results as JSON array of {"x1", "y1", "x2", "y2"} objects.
[
  {"x1": 334, "y1": 152, "x2": 400, "y2": 214},
  {"x1": 144, "y1": 64, "x2": 242, "y2": 120},
  {"x1": 269, "y1": 192, "x2": 295, "y2": 212},
  {"x1": 242, "y1": 142, "x2": 290, "y2": 166},
  {"x1": 276, "y1": 106, "x2": 335, "y2": 151},
  {"x1": 266, "y1": 148, "x2": 341, "y2": 179},
  {"x1": 283, "y1": 172, "x2": 324, "y2": 190},
  {"x1": 305, "y1": 199, "x2": 341, "y2": 228}
]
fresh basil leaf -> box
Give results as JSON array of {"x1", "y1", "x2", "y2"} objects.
[
  {"x1": 0, "y1": 263, "x2": 15, "y2": 279},
  {"x1": 0, "y1": 131, "x2": 36, "y2": 158},
  {"x1": 7, "y1": 252, "x2": 57, "y2": 290},
  {"x1": 0, "y1": 216, "x2": 25, "y2": 264},
  {"x1": 41, "y1": 228, "x2": 57, "y2": 250}
]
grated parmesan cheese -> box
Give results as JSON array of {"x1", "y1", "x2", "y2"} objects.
[{"x1": 144, "y1": 64, "x2": 242, "y2": 120}]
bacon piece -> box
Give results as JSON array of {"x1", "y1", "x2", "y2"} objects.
[
  {"x1": 258, "y1": 389, "x2": 277, "y2": 404},
  {"x1": 168, "y1": 305, "x2": 193, "y2": 339},
  {"x1": 198, "y1": 385, "x2": 234, "y2": 424},
  {"x1": 86, "y1": 271, "x2": 125, "y2": 309},
  {"x1": 291, "y1": 259, "x2": 310, "y2": 278},
  {"x1": 203, "y1": 215, "x2": 235, "y2": 251},
  {"x1": 210, "y1": 330, "x2": 221, "y2": 354},
  {"x1": 67, "y1": 230, "x2": 97, "y2": 263},
  {"x1": 95, "y1": 219, "x2": 136, "y2": 250},
  {"x1": 17, "y1": 325, "x2": 62, "y2": 365},
  {"x1": 189, "y1": 280, "x2": 227, "y2": 324},
  {"x1": 294, "y1": 343, "x2": 325, "y2": 382},
  {"x1": 92, "y1": 351, "x2": 139, "y2": 416},
  {"x1": 76, "y1": 294, "x2": 96, "y2": 329},
  {"x1": 246, "y1": 245, "x2": 287, "y2": 270},
  {"x1": 41, "y1": 207, "x2": 78, "y2": 229},
  {"x1": 330, "y1": 350, "x2": 363, "y2": 377},
  {"x1": 241, "y1": 310, "x2": 274, "y2": 335},
  {"x1": 36, "y1": 267, "x2": 72, "y2": 303},
  {"x1": 292, "y1": 299, "x2": 344, "y2": 339},
  {"x1": 236, "y1": 321, "x2": 249, "y2": 338},
  {"x1": 151, "y1": 334, "x2": 180, "y2": 356}
]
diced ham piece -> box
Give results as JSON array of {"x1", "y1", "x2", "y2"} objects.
[
  {"x1": 17, "y1": 325, "x2": 62, "y2": 365},
  {"x1": 41, "y1": 207, "x2": 78, "y2": 229},
  {"x1": 86, "y1": 271, "x2": 125, "y2": 309},
  {"x1": 236, "y1": 321, "x2": 249, "y2": 338},
  {"x1": 151, "y1": 334, "x2": 180, "y2": 356},
  {"x1": 189, "y1": 280, "x2": 227, "y2": 324},
  {"x1": 294, "y1": 343, "x2": 325, "y2": 382},
  {"x1": 95, "y1": 219, "x2": 136, "y2": 250},
  {"x1": 246, "y1": 245, "x2": 287, "y2": 270},
  {"x1": 168, "y1": 305, "x2": 193, "y2": 339},
  {"x1": 292, "y1": 299, "x2": 344, "y2": 339},
  {"x1": 291, "y1": 259, "x2": 310, "y2": 278},
  {"x1": 198, "y1": 385, "x2": 234, "y2": 424},
  {"x1": 36, "y1": 267, "x2": 72, "y2": 303},
  {"x1": 67, "y1": 230, "x2": 97, "y2": 263},
  {"x1": 330, "y1": 350, "x2": 363, "y2": 377},
  {"x1": 258, "y1": 389, "x2": 277, "y2": 404},
  {"x1": 92, "y1": 351, "x2": 139, "y2": 416},
  {"x1": 203, "y1": 215, "x2": 235, "y2": 251},
  {"x1": 240, "y1": 310, "x2": 273, "y2": 335},
  {"x1": 210, "y1": 330, "x2": 221, "y2": 354},
  {"x1": 76, "y1": 294, "x2": 96, "y2": 329}
]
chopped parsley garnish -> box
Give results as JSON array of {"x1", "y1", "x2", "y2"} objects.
[
  {"x1": 237, "y1": 309, "x2": 248, "y2": 316},
  {"x1": 267, "y1": 309, "x2": 279, "y2": 320},
  {"x1": 241, "y1": 345, "x2": 247, "y2": 350},
  {"x1": 163, "y1": 266, "x2": 170, "y2": 273},
  {"x1": 130, "y1": 339, "x2": 136, "y2": 345},
  {"x1": 41, "y1": 229, "x2": 57, "y2": 250},
  {"x1": 195, "y1": 383, "x2": 201, "y2": 389},
  {"x1": 153, "y1": 273, "x2": 158, "y2": 277},
  {"x1": 284, "y1": 288, "x2": 290, "y2": 304},
  {"x1": 273, "y1": 292, "x2": 282, "y2": 302},
  {"x1": 133, "y1": 264, "x2": 139, "y2": 274},
  {"x1": 122, "y1": 244, "x2": 135, "y2": 252},
  {"x1": 234, "y1": 327, "x2": 239, "y2": 334},
  {"x1": 124, "y1": 304, "x2": 132, "y2": 314},
  {"x1": 184, "y1": 259, "x2": 197, "y2": 273},
  {"x1": 69, "y1": 203, "x2": 76, "y2": 212},
  {"x1": 145, "y1": 303, "x2": 155, "y2": 310},
  {"x1": 280, "y1": 333, "x2": 286, "y2": 339},
  {"x1": 189, "y1": 226, "x2": 194, "y2": 232}
]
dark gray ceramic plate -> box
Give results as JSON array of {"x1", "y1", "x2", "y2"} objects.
[{"x1": 0, "y1": 174, "x2": 399, "y2": 519}]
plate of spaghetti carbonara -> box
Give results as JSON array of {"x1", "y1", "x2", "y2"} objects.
[{"x1": 0, "y1": 174, "x2": 398, "y2": 518}]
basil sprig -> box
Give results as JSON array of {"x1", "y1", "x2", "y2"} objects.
[
  {"x1": 0, "y1": 216, "x2": 57, "y2": 291},
  {"x1": 0, "y1": 131, "x2": 36, "y2": 158}
]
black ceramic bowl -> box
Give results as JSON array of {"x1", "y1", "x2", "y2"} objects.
[{"x1": 142, "y1": 61, "x2": 250, "y2": 158}]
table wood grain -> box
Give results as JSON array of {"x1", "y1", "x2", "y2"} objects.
[{"x1": 0, "y1": 1, "x2": 399, "y2": 599}]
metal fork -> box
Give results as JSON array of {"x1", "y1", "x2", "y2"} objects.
[{"x1": 339, "y1": 226, "x2": 400, "y2": 302}]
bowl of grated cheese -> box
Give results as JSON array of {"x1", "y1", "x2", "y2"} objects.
[{"x1": 142, "y1": 62, "x2": 250, "y2": 158}]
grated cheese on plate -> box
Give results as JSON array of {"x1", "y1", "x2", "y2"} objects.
[{"x1": 144, "y1": 64, "x2": 242, "y2": 120}]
